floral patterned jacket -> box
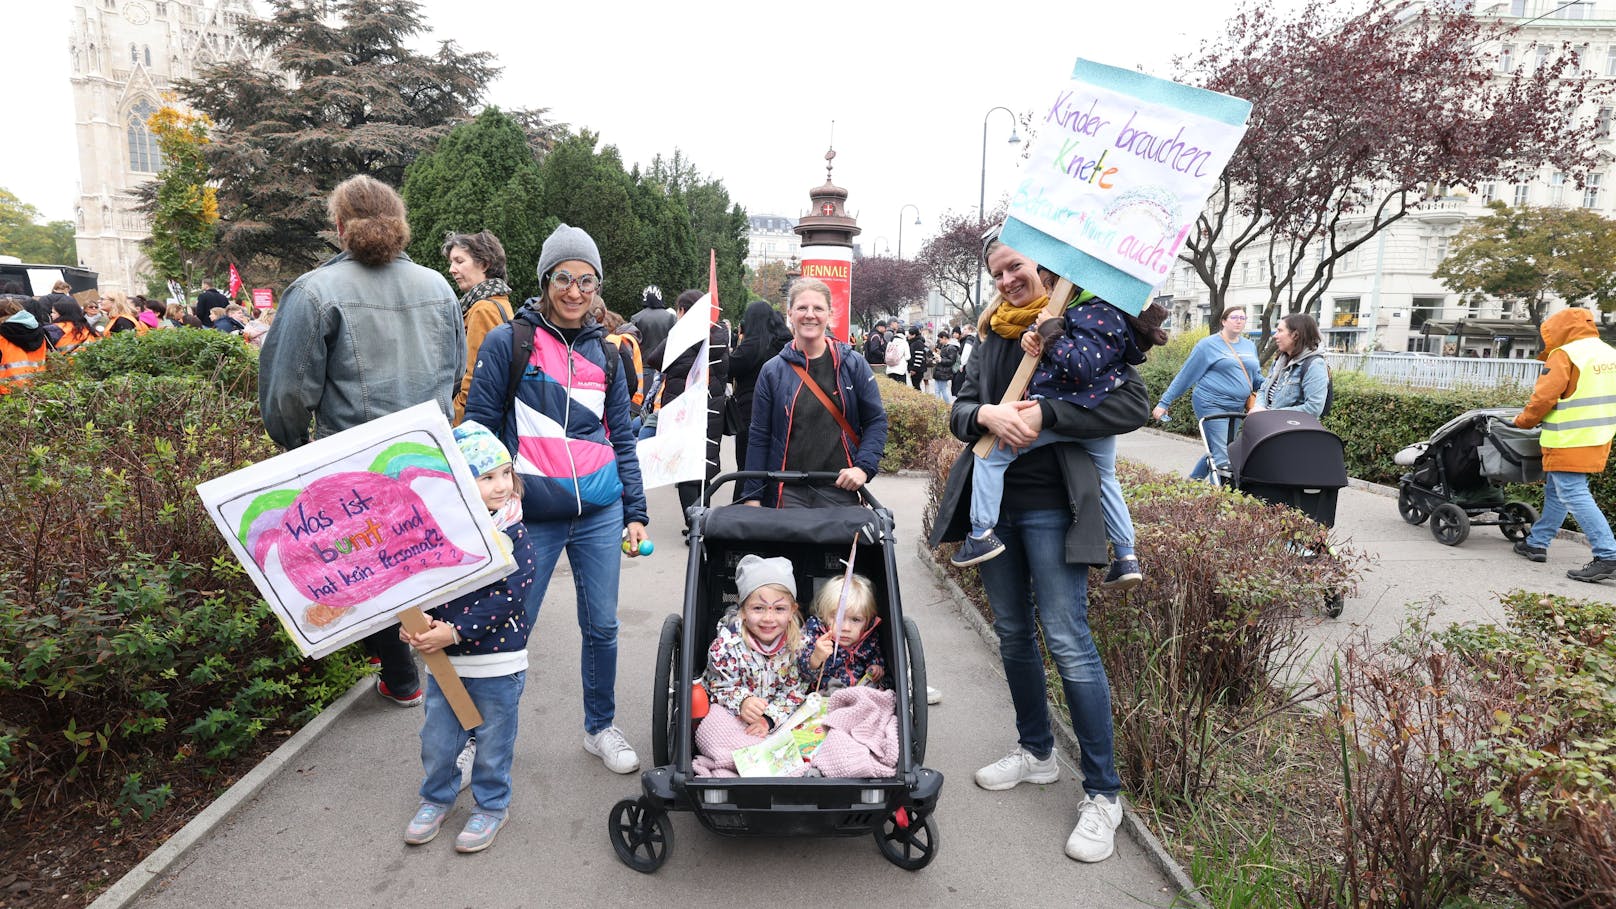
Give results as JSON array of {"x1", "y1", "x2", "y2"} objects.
[{"x1": 703, "y1": 612, "x2": 807, "y2": 726}]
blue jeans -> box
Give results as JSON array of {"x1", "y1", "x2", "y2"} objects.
[
  {"x1": 1528, "y1": 471, "x2": 1616, "y2": 559},
  {"x1": 523, "y1": 501, "x2": 624, "y2": 734},
  {"x1": 419, "y1": 670, "x2": 526, "y2": 816},
  {"x1": 934, "y1": 381, "x2": 954, "y2": 406},
  {"x1": 1191, "y1": 413, "x2": 1239, "y2": 481},
  {"x1": 978, "y1": 507, "x2": 1121, "y2": 797},
  {"x1": 970, "y1": 433, "x2": 1135, "y2": 560}
]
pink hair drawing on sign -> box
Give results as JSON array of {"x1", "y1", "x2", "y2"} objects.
[{"x1": 235, "y1": 442, "x2": 485, "y2": 631}]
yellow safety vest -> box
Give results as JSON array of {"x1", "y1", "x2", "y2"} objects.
[{"x1": 1540, "y1": 337, "x2": 1616, "y2": 449}]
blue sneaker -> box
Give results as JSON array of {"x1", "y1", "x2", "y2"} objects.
[
  {"x1": 404, "y1": 802, "x2": 449, "y2": 845},
  {"x1": 951, "y1": 531, "x2": 1005, "y2": 567},
  {"x1": 455, "y1": 812, "x2": 506, "y2": 853},
  {"x1": 1101, "y1": 557, "x2": 1143, "y2": 590}
]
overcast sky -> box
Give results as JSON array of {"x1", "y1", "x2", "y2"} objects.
[{"x1": 5, "y1": 0, "x2": 1278, "y2": 254}]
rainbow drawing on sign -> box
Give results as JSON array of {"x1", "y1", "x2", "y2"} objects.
[{"x1": 235, "y1": 442, "x2": 485, "y2": 631}]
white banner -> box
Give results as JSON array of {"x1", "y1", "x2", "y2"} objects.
[
  {"x1": 196, "y1": 402, "x2": 516, "y2": 658},
  {"x1": 637, "y1": 298, "x2": 711, "y2": 488}
]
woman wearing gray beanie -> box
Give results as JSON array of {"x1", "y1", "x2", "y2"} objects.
[{"x1": 463, "y1": 223, "x2": 649, "y2": 776}]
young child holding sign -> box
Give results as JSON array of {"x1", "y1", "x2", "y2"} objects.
[
  {"x1": 952, "y1": 239, "x2": 1168, "y2": 592},
  {"x1": 402, "y1": 421, "x2": 537, "y2": 854}
]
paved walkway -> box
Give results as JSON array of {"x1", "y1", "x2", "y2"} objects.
[
  {"x1": 1118, "y1": 428, "x2": 1615, "y2": 667},
  {"x1": 114, "y1": 427, "x2": 1612, "y2": 909},
  {"x1": 121, "y1": 459, "x2": 1178, "y2": 909}
]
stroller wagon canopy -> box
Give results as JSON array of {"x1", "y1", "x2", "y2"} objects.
[{"x1": 1229, "y1": 410, "x2": 1348, "y2": 489}]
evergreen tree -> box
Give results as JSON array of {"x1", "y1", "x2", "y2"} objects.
[
  {"x1": 178, "y1": 0, "x2": 496, "y2": 285},
  {"x1": 401, "y1": 108, "x2": 544, "y2": 301},
  {"x1": 649, "y1": 150, "x2": 749, "y2": 321}
]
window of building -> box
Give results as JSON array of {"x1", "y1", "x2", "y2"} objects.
[
  {"x1": 1599, "y1": 108, "x2": 1613, "y2": 139},
  {"x1": 1510, "y1": 0, "x2": 1525, "y2": 14},
  {"x1": 1332, "y1": 297, "x2": 1361, "y2": 329},
  {"x1": 127, "y1": 99, "x2": 161, "y2": 173},
  {"x1": 1608, "y1": 47, "x2": 1616, "y2": 76},
  {"x1": 1410, "y1": 296, "x2": 1444, "y2": 332},
  {"x1": 1499, "y1": 45, "x2": 1515, "y2": 73},
  {"x1": 1514, "y1": 183, "x2": 1530, "y2": 206},
  {"x1": 143, "y1": 45, "x2": 151, "y2": 66},
  {"x1": 1536, "y1": 46, "x2": 1551, "y2": 69},
  {"x1": 155, "y1": 1, "x2": 167, "y2": 15},
  {"x1": 1586, "y1": 174, "x2": 1603, "y2": 209},
  {"x1": 1479, "y1": 181, "x2": 1496, "y2": 204},
  {"x1": 129, "y1": 42, "x2": 138, "y2": 64},
  {"x1": 1558, "y1": 1, "x2": 1591, "y2": 18}
]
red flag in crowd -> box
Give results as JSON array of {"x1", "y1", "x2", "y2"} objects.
[
  {"x1": 707, "y1": 249, "x2": 719, "y2": 325},
  {"x1": 228, "y1": 264, "x2": 243, "y2": 299}
]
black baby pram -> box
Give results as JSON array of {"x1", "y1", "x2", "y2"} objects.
[
  {"x1": 1202, "y1": 410, "x2": 1350, "y2": 617},
  {"x1": 606, "y1": 472, "x2": 942, "y2": 873},
  {"x1": 1394, "y1": 408, "x2": 1542, "y2": 547}
]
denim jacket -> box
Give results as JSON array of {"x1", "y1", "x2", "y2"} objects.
[{"x1": 259, "y1": 251, "x2": 463, "y2": 449}]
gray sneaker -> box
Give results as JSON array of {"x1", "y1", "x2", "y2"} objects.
[
  {"x1": 453, "y1": 812, "x2": 506, "y2": 853},
  {"x1": 584, "y1": 726, "x2": 640, "y2": 774},
  {"x1": 1065, "y1": 793, "x2": 1123, "y2": 862},
  {"x1": 973, "y1": 746, "x2": 1060, "y2": 790},
  {"x1": 1568, "y1": 558, "x2": 1616, "y2": 583},
  {"x1": 1512, "y1": 540, "x2": 1547, "y2": 563}
]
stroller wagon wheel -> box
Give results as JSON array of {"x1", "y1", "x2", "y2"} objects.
[
  {"x1": 1323, "y1": 592, "x2": 1345, "y2": 619},
  {"x1": 651, "y1": 614, "x2": 682, "y2": 768},
  {"x1": 1430, "y1": 503, "x2": 1470, "y2": 546},
  {"x1": 903, "y1": 618, "x2": 928, "y2": 765},
  {"x1": 874, "y1": 807, "x2": 939, "y2": 870},
  {"x1": 1499, "y1": 501, "x2": 1538, "y2": 542},
  {"x1": 608, "y1": 797, "x2": 673, "y2": 873},
  {"x1": 1397, "y1": 483, "x2": 1431, "y2": 526}
]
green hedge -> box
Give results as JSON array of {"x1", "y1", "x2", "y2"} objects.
[
  {"x1": 876, "y1": 375, "x2": 951, "y2": 474},
  {"x1": 1140, "y1": 335, "x2": 1616, "y2": 518},
  {"x1": 0, "y1": 338, "x2": 362, "y2": 827}
]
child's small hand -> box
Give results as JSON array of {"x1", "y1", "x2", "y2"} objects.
[
  {"x1": 869, "y1": 665, "x2": 885, "y2": 683},
  {"x1": 1020, "y1": 330, "x2": 1043, "y2": 358},
  {"x1": 744, "y1": 719, "x2": 769, "y2": 737},
  {"x1": 738, "y1": 696, "x2": 766, "y2": 726},
  {"x1": 405, "y1": 619, "x2": 456, "y2": 654},
  {"x1": 809, "y1": 634, "x2": 835, "y2": 669}
]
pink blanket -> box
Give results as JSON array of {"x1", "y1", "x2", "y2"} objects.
[{"x1": 691, "y1": 687, "x2": 898, "y2": 778}]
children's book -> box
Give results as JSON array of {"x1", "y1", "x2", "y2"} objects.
[{"x1": 733, "y1": 694, "x2": 826, "y2": 776}]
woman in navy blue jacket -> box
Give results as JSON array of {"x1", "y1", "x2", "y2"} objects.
[{"x1": 741, "y1": 278, "x2": 888, "y2": 507}]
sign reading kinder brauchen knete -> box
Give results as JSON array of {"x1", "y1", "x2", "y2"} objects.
[
  {"x1": 196, "y1": 402, "x2": 516, "y2": 659},
  {"x1": 1003, "y1": 58, "x2": 1252, "y2": 315}
]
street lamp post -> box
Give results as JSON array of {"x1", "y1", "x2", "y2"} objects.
[
  {"x1": 897, "y1": 203, "x2": 920, "y2": 258},
  {"x1": 976, "y1": 107, "x2": 1022, "y2": 311}
]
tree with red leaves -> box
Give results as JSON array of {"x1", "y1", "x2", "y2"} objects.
[
  {"x1": 1178, "y1": 0, "x2": 1605, "y2": 349},
  {"x1": 917, "y1": 204, "x2": 1005, "y2": 325},
  {"x1": 850, "y1": 255, "x2": 928, "y2": 332}
]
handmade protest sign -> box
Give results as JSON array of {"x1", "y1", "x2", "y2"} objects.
[
  {"x1": 197, "y1": 402, "x2": 515, "y2": 659},
  {"x1": 637, "y1": 293, "x2": 712, "y2": 489},
  {"x1": 973, "y1": 60, "x2": 1250, "y2": 457},
  {"x1": 1003, "y1": 58, "x2": 1251, "y2": 316}
]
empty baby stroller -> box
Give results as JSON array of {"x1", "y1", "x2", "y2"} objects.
[
  {"x1": 1394, "y1": 408, "x2": 1542, "y2": 547},
  {"x1": 606, "y1": 471, "x2": 942, "y2": 874},
  {"x1": 1199, "y1": 410, "x2": 1350, "y2": 617}
]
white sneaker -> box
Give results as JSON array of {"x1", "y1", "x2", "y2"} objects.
[
  {"x1": 1065, "y1": 793, "x2": 1123, "y2": 862},
  {"x1": 973, "y1": 746, "x2": 1060, "y2": 790},
  {"x1": 455, "y1": 738, "x2": 476, "y2": 791},
  {"x1": 926, "y1": 686, "x2": 942, "y2": 705},
  {"x1": 583, "y1": 726, "x2": 640, "y2": 774}
]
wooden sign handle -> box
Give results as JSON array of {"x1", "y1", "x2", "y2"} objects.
[
  {"x1": 971, "y1": 279, "x2": 1077, "y2": 458},
  {"x1": 397, "y1": 606, "x2": 484, "y2": 730}
]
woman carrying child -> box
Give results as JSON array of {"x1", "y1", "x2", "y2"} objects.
[
  {"x1": 799, "y1": 573, "x2": 885, "y2": 692},
  {"x1": 401, "y1": 421, "x2": 537, "y2": 854},
  {"x1": 928, "y1": 229, "x2": 1150, "y2": 864},
  {"x1": 702, "y1": 555, "x2": 807, "y2": 737},
  {"x1": 949, "y1": 238, "x2": 1167, "y2": 594}
]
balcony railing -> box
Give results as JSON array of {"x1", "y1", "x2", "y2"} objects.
[{"x1": 1323, "y1": 352, "x2": 1543, "y2": 390}]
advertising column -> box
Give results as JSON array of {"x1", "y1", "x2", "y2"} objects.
[{"x1": 799, "y1": 247, "x2": 853, "y2": 343}]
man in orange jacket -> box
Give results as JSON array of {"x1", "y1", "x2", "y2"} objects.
[{"x1": 1511, "y1": 308, "x2": 1616, "y2": 583}]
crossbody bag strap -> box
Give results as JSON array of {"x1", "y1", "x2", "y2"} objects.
[
  {"x1": 788, "y1": 361, "x2": 861, "y2": 448},
  {"x1": 1222, "y1": 335, "x2": 1253, "y2": 387}
]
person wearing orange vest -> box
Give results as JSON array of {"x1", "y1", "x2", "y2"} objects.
[
  {"x1": 598, "y1": 308, "x2": 645, "y2": 419},
  {"x1": 1512, "y1": 307, "x2": 1616, "y2": 583},
  {"x1": 47, "y1": 298, "x2": 101, "y2": 355},
  {"x1": 0, "y1": 300, "x2": 49, "y2": 393}
]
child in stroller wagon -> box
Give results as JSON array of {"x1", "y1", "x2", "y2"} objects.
[
  {"x1": 702, "y1": 555, "x2": 808, "y2": 737},
  {"x1": 800, "y1": 573, "x2": 886, "y2": 692}
]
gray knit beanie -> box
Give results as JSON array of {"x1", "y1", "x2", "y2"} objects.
[{"x1": 536, "y1": 223, "x2": 603, "y2": 281}]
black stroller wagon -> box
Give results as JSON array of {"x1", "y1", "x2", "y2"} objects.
[
  {"x1": 1394, "y1": 408, "x2": 1542, "y2": 547},
  {"x1": 1203, "y1": 410, "x2": 1350, "y2": 617},
  {"x1": 606, "y1": 472, "x2": 942, "y2": 873}
]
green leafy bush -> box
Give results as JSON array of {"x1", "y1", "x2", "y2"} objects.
[
  {"x1": 54, "y1": 326, "x2": 259, "y2": 393},
  {"x1": 0, "y1": 372, "x2": 364, "y2": 824},
  {"x1": 876, "y1": 377, "x2": 951, "y2": 474}
]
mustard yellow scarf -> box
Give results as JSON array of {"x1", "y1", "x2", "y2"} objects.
[{"x1": 988, "y1": 294, "x2": 1049, "y2": 340}]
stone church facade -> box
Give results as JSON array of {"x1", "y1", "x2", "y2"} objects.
[{"x1": 69, "y1": 0, "x2": 267, "y2": 294}]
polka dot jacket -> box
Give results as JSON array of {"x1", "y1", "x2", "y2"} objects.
[
  {"x1": 1028, "y1": 301, "x2": 1146, "y2": 410},
  {"x1": 425, "y1": 521, "x2": 536, "y2": 656}
]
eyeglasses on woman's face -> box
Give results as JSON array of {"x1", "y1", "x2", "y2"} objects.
[{"x1": 549, "y1": 270, "x2": 600, "y2": 294}]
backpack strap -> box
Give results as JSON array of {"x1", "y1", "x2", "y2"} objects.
[
  {"x1": 1295, "y1": 355, "x2": 1334, "y2": 418},
  {"x1": 505, "y1": 315, "x2": 536, "y2": 417}
]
